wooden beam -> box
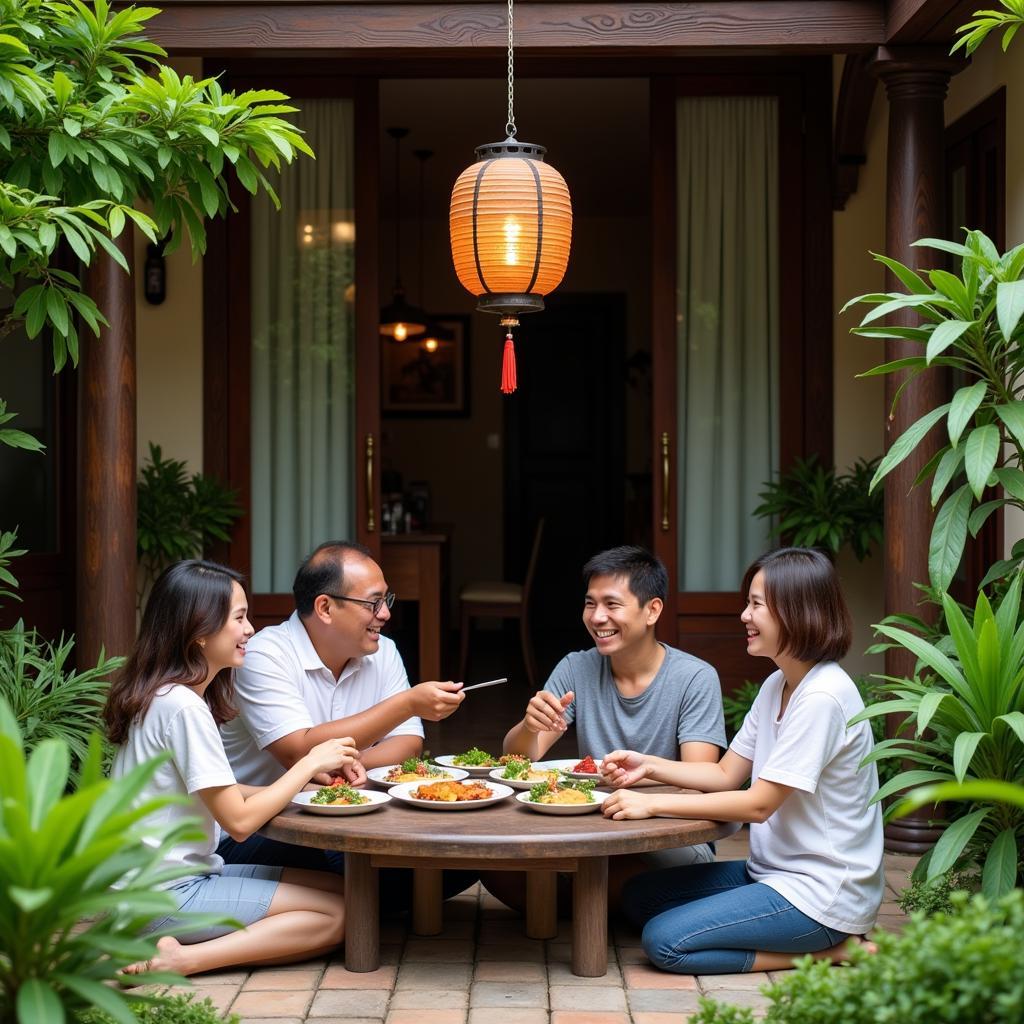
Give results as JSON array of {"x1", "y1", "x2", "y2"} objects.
[
  {"x1": 885, "y1": 0, "x2": 964, "y2": 42},
  {"x1": 144, "y1": 3, "x2": 884, "y2": 54},
  {"x1": 832, "y1": 52, "x2": 877, "y2": 209}
]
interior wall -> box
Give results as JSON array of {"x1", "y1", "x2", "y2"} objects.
[{"x1": 134, "y1": 56, "x2": 205, "y2": 474}]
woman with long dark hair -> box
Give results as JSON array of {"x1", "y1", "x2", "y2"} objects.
[{"x1": 106, "y1": 559, "x2": 359, "y2": 976}]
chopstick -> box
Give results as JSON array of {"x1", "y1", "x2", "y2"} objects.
[{"x1": 460, "y1": 677, "x2": 508, "y2": 693}]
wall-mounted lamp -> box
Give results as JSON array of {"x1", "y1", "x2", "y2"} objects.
[{"x1": 143, "y1": 236, "x2": 169, "y2": 305}]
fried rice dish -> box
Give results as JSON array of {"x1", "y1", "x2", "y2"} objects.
[
  {"x1": 413, "y1": 780, "x2": 493, "y2": 802},
  {"x1": 536, "y1": 787, "x2": 591, "y2": 805},
  {"x1": 384, "y1": 758, "x2": 449, "y2": 783},
  {"x1": 310, "y1": 783, "x2": 369, "y2": 806}
]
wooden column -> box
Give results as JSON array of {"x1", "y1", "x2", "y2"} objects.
[
  {"x1": 871, "y1": 47, "x2": 962, "y2": 853},
  {"x1": 77, "y1": 231, "x2": 137, "y2": 668}
]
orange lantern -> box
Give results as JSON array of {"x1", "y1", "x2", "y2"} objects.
[{"x1": 448, "y1": 0, "x2": 572, "y2": 392}]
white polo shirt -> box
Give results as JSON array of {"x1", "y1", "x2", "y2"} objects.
[{"x1": 221, "y1": 612, "x2": 424, "y2": 786}]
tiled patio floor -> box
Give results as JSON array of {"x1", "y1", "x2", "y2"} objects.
[{"x1": 177, "y1": 831, "x2": 914, "y2": 1024}]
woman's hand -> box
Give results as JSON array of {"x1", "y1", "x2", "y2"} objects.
[
  {"x1": 303, "y1": 737, "x2": 360, "y2": 777},
  {"x1": 602, "y1": 789, "x2": 656, "y2": 820},
  {"x1": 600, "y1": 749, "x2": 650, "y2": 788},
  {"x1": 312, "y1": 758, "x2": 368, "y2": 788}
]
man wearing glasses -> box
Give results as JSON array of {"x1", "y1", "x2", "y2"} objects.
[{"x1": 218, "y1": 541, "x2": 467, "y2": 882}]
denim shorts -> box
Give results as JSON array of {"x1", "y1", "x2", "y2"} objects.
[{"x1": 142, "y1": 863, "x2": 284, "y2": 944}]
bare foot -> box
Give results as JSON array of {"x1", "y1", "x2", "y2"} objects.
[
  {"x1": 121, "y1": 936, "x2": 193, "y2": 978},
  {"x1": 822, "y1": 935, "x2": 878, "y2": 964}
]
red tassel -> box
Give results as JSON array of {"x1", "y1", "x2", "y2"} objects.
[{"x1": 500, "y1": 332, "x2": 517, "y2": 394}]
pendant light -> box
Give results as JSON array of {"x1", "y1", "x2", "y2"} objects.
[
  {"x1": 448, "y1": 0, "x2": 572, "y2": 393},
  {"x1": 380, "y1": 126, "x2": 427, "y2": 342},
  {"x1": 413, "y1": 148, "x2": 455, "y2": 353}
]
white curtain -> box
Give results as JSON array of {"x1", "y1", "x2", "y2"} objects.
[
  {"x1": 250, "y1": 100, "x2": 356, "y2": 592},
  {"x1": 676, "y1": 97, "x2": 779, "y2": 592}
]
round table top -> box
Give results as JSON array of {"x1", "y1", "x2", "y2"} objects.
[{"x1": 261, "y1": 789, "x2": 732, "y2": 860}]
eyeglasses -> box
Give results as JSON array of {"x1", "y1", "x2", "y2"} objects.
[{"x1": 326, "y1": 591, "x2": 396, "y2": 617}]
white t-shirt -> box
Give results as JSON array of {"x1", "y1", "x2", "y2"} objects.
[
  {"x1": 111, "y1": 684, "x2": 236, "y2": 883},
  {"x1": 730, "y1": 662, "x2": 884, "y2": 934},
  {"x1": 221, "y1": 612, "x2": 424, "y2": 786}
]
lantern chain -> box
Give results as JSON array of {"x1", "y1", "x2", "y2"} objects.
[{"x1": 506, "y1": 0, "x2": 516, "y2": 137}]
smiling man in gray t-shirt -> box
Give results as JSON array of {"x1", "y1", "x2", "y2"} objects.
[{"x1": 501, "y1": 546, "x2": 727, "y2": 888}]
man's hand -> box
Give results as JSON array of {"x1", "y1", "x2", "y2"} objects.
[
  {"x1": 600, "y1": 750, "x2": 650, "y2": 789},
  {"x1": 408, "y1": 681, "x2": 465, "y2": 722},
  {"x1": 523, "y1": 690, "x2": 574, "y2": 734},
  {"x1": 602, "y1": 789, "x2": 656, "y2": 820}
]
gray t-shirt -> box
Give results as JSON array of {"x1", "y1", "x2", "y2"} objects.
[{"x1": 543, "y1": 644, "x2": 726, "y2": 760}]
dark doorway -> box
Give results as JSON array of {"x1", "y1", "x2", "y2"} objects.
[{"x1": 504, "y1": 292, "x2": 627, "y2": 680}]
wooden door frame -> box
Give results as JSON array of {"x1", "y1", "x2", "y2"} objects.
[
  {"x1": 203, "y1": 73, "x2": 379, "y2": 624},
  {"x1": 650, "y1": 60, "x2": 834, "y2": 637}
]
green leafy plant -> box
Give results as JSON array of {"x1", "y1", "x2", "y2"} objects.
[
  {"x1": 0, "y1": 621, "x2": 121, "y2": 766},
  {"x1": 953, "y1": 0, "x2": 1024, "y2": 54},
  {"x1": 896, "y1": 869, "x2": 979, "y2": 916},
  {"x1": 753, "y1": 455, "x2": 883, "y2": 561},
  {"x1": 690, "y1": 889, "x2": 1024, "y2": 1024},
  {"x1": 722, "y1": 680, "x2": 761, "y2": 737},
  {"x1": 851, "y1": 576, "x2": 1024, "y2": 896},
  {"x1": 136, "y1": 443, "x2": 242, "y2": 605},
  {"x1": 80, "y1": 993, "x2": 238, "y2": 1024},
  {"x1": 844, "y1": 230, "x2": 1024, "y2": 592},
  {"x1": 0, "y1": 696, "x2": 227, "y2": 1024},
  {"x1": 0, "y1": 0, "x2": 314, "y2": 451},
  {"x1": 0, "y1": 530, "x2": 26, "y2": 606}
]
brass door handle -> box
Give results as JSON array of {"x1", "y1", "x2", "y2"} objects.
[
  {"x1": 365, "y1": 433, "x2": 375, "y2": 533},
  {"x1": 661, "y1": 431, "x2": 670, "y2": 532}
]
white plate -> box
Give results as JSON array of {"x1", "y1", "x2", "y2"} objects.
[
  {"x1": 488, "y1": 766, "x2": 564, "y2": 791},
  {"x1": 534, "y1": 758, "x2": 604, "y2": 781},
  {"x1": 389, "y1": 779, "x2": 515, "y2": 810},
  {"x1": 292, "y1": 788, "x2": 391, "y2": 816},
  {"x1": 367, "y1": 764, "x2": 467, "y2": 788},
  {"x1": 515, "y1": 789, "x2": 608, "y2": 815},
  {"x1": 434, "y1": 753, "x2": 503, "y2": 776}
]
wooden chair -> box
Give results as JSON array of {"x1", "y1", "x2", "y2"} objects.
[{"x1": 458, "y1": 519, "x2": 544, "y2": 688}]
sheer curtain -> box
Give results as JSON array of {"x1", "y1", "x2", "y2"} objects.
[
  {"x1": 676, "y1": 96, "x2": 779, "y2": 592},
  {"x1": 250, "y1": 100, "x2": 356, "y2": 592}
]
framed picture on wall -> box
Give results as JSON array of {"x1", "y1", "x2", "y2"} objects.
[{"x1": 381, "y1": 314, "x2": 470, "y2": 416}]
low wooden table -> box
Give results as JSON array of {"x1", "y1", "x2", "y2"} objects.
[{"x1": 261, "y1": 795, "x2": 730, "y2": 977}]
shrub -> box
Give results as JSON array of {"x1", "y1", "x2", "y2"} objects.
[
  {"x1": 753, "y1": 455, "x2": 883, "y2": 561},
  {"x1": 0, "y1": 697, "x2": 226, "y2": 1024},
  {"x1": 691, "y1": 889, "x2": 1024, "y2": 1024},
  {"x1": 0, "y1": 621, "x2": 121, "y2": 767},
  {"x1": 896, "y1": 870, "x2": 978, "y2": 916},
  {"x1": 79, "y1": 993, "x2": 239, "y2": 1024},
  {"x1": 852, "y1": 576, "x2": 1024, "y2": 896}
]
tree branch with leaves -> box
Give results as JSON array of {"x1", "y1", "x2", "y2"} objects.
[{"x1": 0, "y1": 0, "x2": 314, "y2": 450}]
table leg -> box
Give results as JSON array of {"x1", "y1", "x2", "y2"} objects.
[
  {"x1": 413, "y1": 868, "x2": 444, "y2": 935},
  {"x1": 525, "y1": 870, "x2": 558, "y2": 939},
  {"x1": 572, "y1": 856, "x2": 608, "y2": 977},
  {"x1": 344, "y1": 852, "x2": 379, "y2": 972}
]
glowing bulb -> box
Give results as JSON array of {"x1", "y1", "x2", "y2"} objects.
[
  {"x1": 504, "y1": 218, "x2": 521, "y2": 266},
  {"x1": 423, "y1": 337, "x2": 439, "y2": 353},
  {"x1": 394, "y1": 323, "x2": 408, "y2": 342}
]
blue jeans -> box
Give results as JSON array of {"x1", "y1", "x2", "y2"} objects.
[
  {"x1": 623, "y1": 859, "x2": 849, "y2": 974},
  {"x1": 217, "y1": 833, "x2": 477, "y2": 917}
]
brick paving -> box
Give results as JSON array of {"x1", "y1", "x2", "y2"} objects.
[{"x1": 171, "y1": 831, "x2": 914, "y2": 1023}]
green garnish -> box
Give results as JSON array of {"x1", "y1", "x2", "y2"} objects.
[
  {"x1": 400, "y1": 757, "x2": 423, "y2": 773},
  {"x1": 453, "y1": 746, "x2": 496, "y2": 766},
  {"x1": 528, "y1": 778, "x2": 595, "y2": 803},
  {"x1": 310, "y1": 783, "x2": 367, "y2": 806},
  {"x1": 502, "y1": 758, "x2": 531, "y2": 779}
]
